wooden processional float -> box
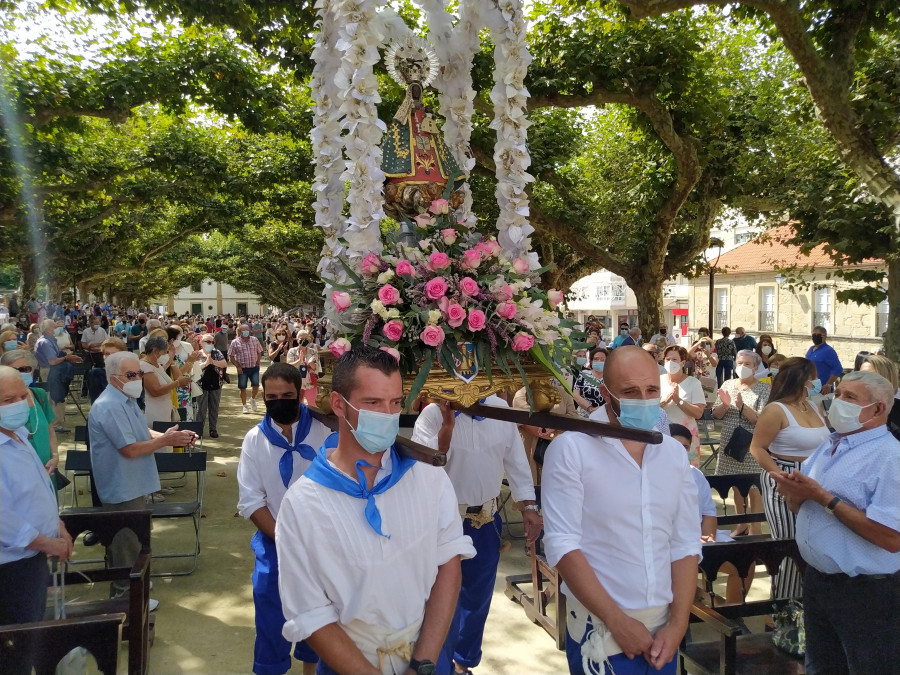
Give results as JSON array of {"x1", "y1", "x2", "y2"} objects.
[{"x1": 306, "y1": 1, "x2": 661, "y2": 462}]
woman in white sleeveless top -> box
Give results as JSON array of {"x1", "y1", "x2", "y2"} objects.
[{"x1": 750, "y1": 357, "x2": 830, "y2": 598}]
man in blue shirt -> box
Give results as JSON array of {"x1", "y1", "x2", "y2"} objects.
[
  {"x1": 0, "y1": 366, "x2": 74, "y2": 675},
  {"x1": 731, "y1": 327, "x2": 757, "y2": 352},
  {"x1": 805, "y1": 326, "x2": 844, "y2": 395},
  {"x1": 773, "y1": 371, "x2": 899, "y2": 675},
  {"x1": 610, "y1": 322, "x2": 632, "y2": 348},
  {"x1": 89, "y1": 351, "x2": 198, "y2": 602}
]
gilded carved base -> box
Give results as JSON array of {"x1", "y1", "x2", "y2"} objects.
[{"x1": 314, "y1": 353, "x2": 561, "y2": 413}]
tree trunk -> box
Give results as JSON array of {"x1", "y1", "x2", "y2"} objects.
[
  {"x1": 885, "y1": 256, "x2": 900, "y2": 363},
  {"x1": 630, "y1": 279, "x2": 665, "y2": 339},
  {"x1": 19, "y1": 259, "x2": 37, "y2": 300}
]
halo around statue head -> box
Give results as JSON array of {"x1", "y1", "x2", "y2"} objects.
[{"x1": 385, "y1": 36, "x2": 440, "y2": 88}]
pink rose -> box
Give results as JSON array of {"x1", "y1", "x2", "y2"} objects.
[
  {"x1": 440, "y1": 228, "x2": 458, "y2": 245},
  {"x1": 547, "y1": 289, "x2": 564, "y2": 309},
  {"x1": 395, "y1": 260, "x2": 416, "y2": 277},
  {"x1": 380, "y1": 346, "x2": 401, "y2": 362},
  {"x1": 329, "y1": 337, "x2": 352, "y2": 358},
  {"x1": 512, "y1": 257, "x2": 530, "y2": 274},
  {"x1": 460, "y1": 249, "x2": 482, "y2": 270},
  {"x1": 494, "y1": 284, "x2": 513, "y2": 302},
  {"x1": 496, "y1": 301, "x2": 516, "y2": 320},
  {"x1": 378, "y1": 284, "x2": 401, "y2": 306},
  {"x1": 476, "y1": 239, "x2": 501, "y2": 257},
  {"x1": 459, "y1": 277, "x2": 480, "y2": 297},
  {"x1": 420, "y1": 325, "x2": 445, "y2": 347},
  {"x1": 424, "y1": 277, "x2": 448, "y2": 300},
  {"x1": 429, "y1": 198, "x2": 450, "y2": 215},
  {"x1": 332, "y1": 291, "x2": 352, "y2": 312},
  {"x1": 361, "y1": 253, "x2": 381, "y2": 276},
  {"x1": 446, "y1": 303, "x2": 466, "y2": 328},
  {"x1": 467, "y1": 309, "x2": 486, "y2": 331},
  {"x1": 414, "y1": 213, "x2": 435, "y2": 227},
  {"x1": 428, "y1": 251, "x2": 451, "y2": 271},
  {"x1": 382, "y1": 319, "x2": 404, "y2": 342},
  {"x1": 511, "y1": 332, "x2": 535, "y2": 352}
]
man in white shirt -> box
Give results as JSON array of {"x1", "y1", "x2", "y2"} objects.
[
  {"x1": 237, "y1": 363, "x2": 333, "y2": 675},
  {"x1": 276, "y1": 346, "x2": 475, "y2": 675},
  {"x1": 81, "y1": 316, "x2": 109, "y2": 366},
  {"x1": 543, "y1": 346, "x2": 700, "y2": 675},
  {"x1": 411, "y1": 395, "x2": 541, "y2": 674}
]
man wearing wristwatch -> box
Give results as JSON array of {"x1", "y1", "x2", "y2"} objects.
[
  {"x1": 772, "y1": 370, "x2": 900, "y2": 675},
  {"x1": 412, "y1": 394, "x2": 541, "y2": 675}
]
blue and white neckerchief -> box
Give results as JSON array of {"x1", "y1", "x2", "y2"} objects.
[
  {"x1": 257, "y1": 403, "x2": 316, "y2": 488},
  {"x1": 454, "y1": 398, "x2": 487, "y2": 421},
  {"x1": 303, "y1": 433, "x2": 415, "y2": 538}
]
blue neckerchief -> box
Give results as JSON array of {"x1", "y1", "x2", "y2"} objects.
[
  {"x1": 454, "y1": 397, "x2": 486, "y2": 421},
  {"x1": 257, "y1": 403, "x2": 316, "y2": 488},
  {"x1": 304, "y1": 433, "x2": 416, "y2": 538}
]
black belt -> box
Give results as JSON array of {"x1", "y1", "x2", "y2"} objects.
[
  {"x1": 812, "y1": 567, "x2": 899, "y2": 582},
  {"x1": 465, "y1": 505, "x2": 483, "y2": 514}
]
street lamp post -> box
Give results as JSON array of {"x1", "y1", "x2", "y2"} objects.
[{"x1": 706, "y1": 243, "x2": 723, "y2": 336}]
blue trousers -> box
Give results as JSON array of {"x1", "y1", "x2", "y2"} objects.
[
  {"x1": 565, "y1": 626, "x2": 676, "y2": 675},
  {"x1": 439, "y1": 512, "x2": 502, "y2": 670},
  {"x1": 251, "y1": 531, "x2": 318, "y2": 675}
]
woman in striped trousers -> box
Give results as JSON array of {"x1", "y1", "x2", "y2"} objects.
[{"x1": 750, "y1": 357, "x2": 831, "y2": 598}]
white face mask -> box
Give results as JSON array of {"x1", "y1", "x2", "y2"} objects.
[
  {"x1": 157, "y1": 354, "x2": 170, "y2": 368},
  {"x1": 735, "y1": 365, "x2": 755, "y2": 379},
  {"x1": 116, "y1": 376, "x2": 144, "y2": 398},
  {"x1": 827, "y1": 398, "x2": 876, "y2": 434},
  {"x1": 761, "y1": 345, "x2": 772, "y2": 355},
  {"x1": 663, "y1": 360, "x2": 682, "y2": 375}
]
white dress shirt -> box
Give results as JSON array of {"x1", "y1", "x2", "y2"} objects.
[
  {"x1": 411, "y1": 395, "x2": 536, "y2": 506},
  {"x1": 542, "y1": 430, "x2": 701, "y2": 610},
  {"x1": 237, "y1": 416, "x2": 333, "y2": 521},
  {"x1": 80, "y1": 325, "x2": 108, "y2": 348},
  {"x1": 277, "y1": 450, "x2": 476, "y2": 643}
]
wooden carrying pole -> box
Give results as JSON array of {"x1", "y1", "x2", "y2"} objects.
[{"x1": 308, "y1": 404, "x2": 662, "y2": 466}]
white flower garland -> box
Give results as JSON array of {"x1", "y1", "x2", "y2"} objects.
[
  {"x1": 419, "y1": 0, "x2": 483, "y2": 227},
  {"x1": 335, "y1": 0, "x2": 387, "y2": 260},
  {"x1": 485, "y1": 0, "x2": 535, "y2": 258},
  {"x1": 311, "y1": 0, "x2": 347, "y2": 284}
]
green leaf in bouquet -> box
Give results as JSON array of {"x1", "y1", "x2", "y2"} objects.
[
  {"x1": 531, "y1": 344, "x2": 574, "y2": 397},
  {"x1": 495, "y1": 346, "x2": 512, "y2": 377},
  {"x1": 405, "y1": 350, "x2": 434, "y2": 412},
  {"x1": 336, "y1": 257, "x2": 364, "y2": 286},
  {"x1": 319, "y1": 276, "x2": 356, "y2": 292},
  {"x1": 477, "y1": 340, "x2": 493, "y2": 384}
]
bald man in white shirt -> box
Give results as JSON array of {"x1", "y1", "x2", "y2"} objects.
[
  {"x1": 543, "y1": 346, "x2": 700, "y2": 675},
  {"x1": 412, "y1": 395, "x2": 542, "y2": 675}
]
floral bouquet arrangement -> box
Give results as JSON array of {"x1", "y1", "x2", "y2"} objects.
[{"x1": 326, "y1": 197, "x2": 581, "y2": 407}]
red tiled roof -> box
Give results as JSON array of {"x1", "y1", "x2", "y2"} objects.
[{"x1": 712, "y1": 223, "x2": 882, "y2": 274}]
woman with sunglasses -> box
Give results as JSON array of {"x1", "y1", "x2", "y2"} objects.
[{"x1": 0, "y1": 350, "x2": 59, "y2": 490}]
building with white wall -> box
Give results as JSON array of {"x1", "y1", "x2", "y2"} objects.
[{"x1": 151, "y1": 280, "x2": 269, "y2": 317}]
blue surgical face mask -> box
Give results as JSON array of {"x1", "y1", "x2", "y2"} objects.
[
  {"x1": 592, "y1": 361, "x2": 604, "y2": 373},
  {"x1": 807, "y1": 379, "x2": 822, "y2": 396},
  {"x1": 620, "y1": 329, "x2": 628, "y2": 336},
  {"x1": 607, "y1": 391, "x2": 661, "y2": 431},
  {"x1": 342, "y1": 396, "x2": 400, "y2": 454},
  {"x1": 54, "y1": 327, "x2": 64, "y2": 337},
  {"x1": 20, "y1": 372, "x2": 33, "y2": 387},
  {"x1": 4, "y1": 340, "x2": 17, "y2": 351},
  {"x1": 0, "y1": 399, "x2": 30, "y2": 431},
  {"x1": 769, "y1": 368, "x2": 779, "y2": 377},
  {"x1": 576, "y1": 357, "x2": 587, "y2": 367}
]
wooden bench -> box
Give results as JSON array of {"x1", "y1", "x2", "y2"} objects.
[
  {"x1": 706, "y1": 473, "x2": 767, "y2": 528},
  {"x1": 56, "y1": 508, "x2": 155, "y2": 675},
  {"x1": 680, "y1": 536, "x2": 806, "y2": 675},
  {"x1": 0, "y1": 613, "x2": 125, "y2": 675}
]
